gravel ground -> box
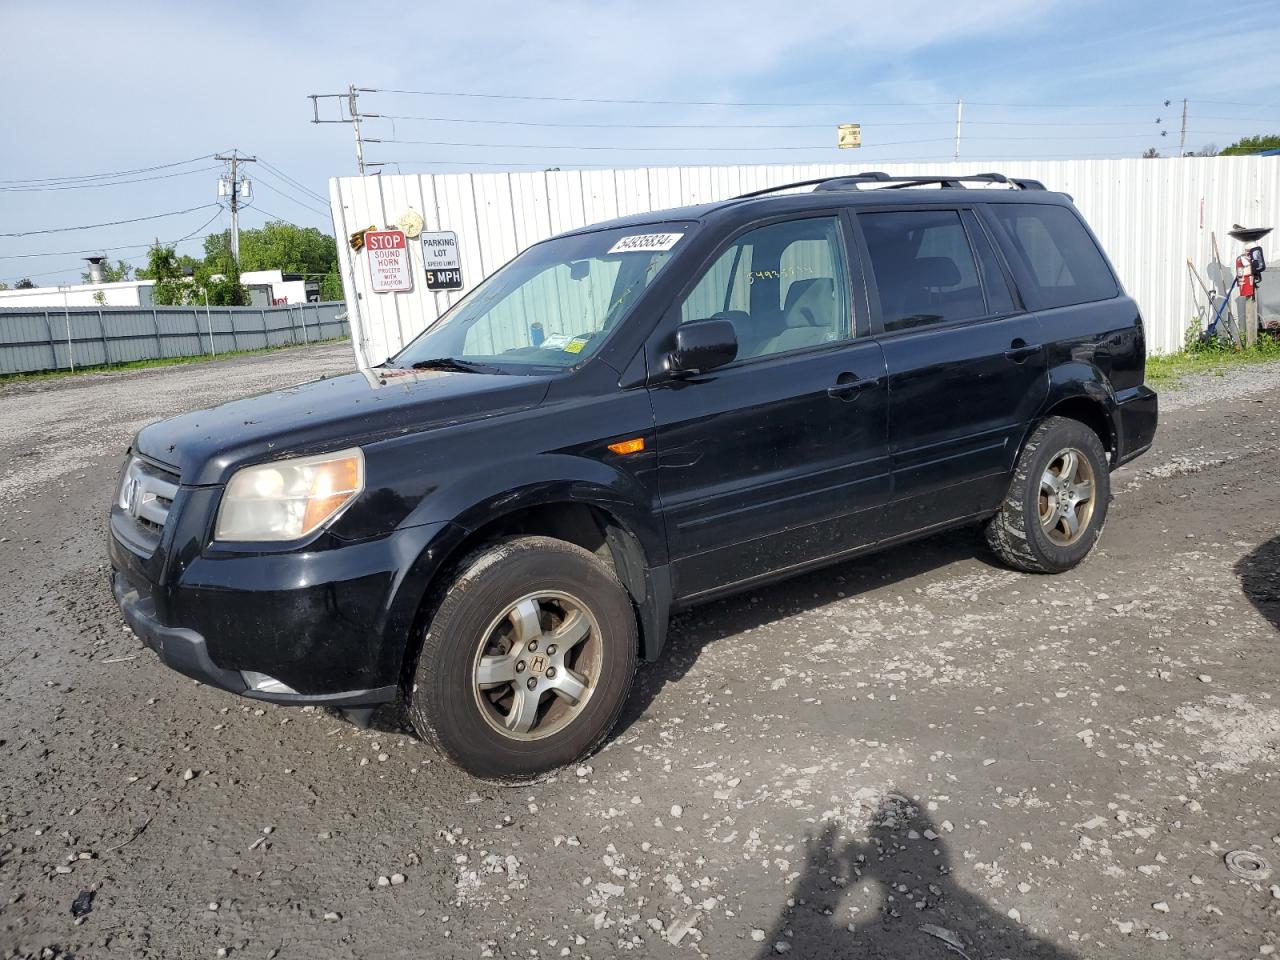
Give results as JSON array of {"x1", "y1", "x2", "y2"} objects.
[{"x1": 1, "y1": 346, "x2": 1278, "y2": 960}]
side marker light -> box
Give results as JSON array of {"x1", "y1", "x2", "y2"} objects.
[{"x1": 607, "y1": 437, "x2": 645, "y2": 455}]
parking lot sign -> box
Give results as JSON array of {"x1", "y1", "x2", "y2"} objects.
[{"x1": 422, "y1": 231, "x2": 464, "y2": 290}]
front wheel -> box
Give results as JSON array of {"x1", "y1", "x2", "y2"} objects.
[
  {"x1": 408, "y1": 536, "x2": 637, "y2": 781},
  {"x1": 985, "y1": 416, "x2": 1111, "y2": 574}
]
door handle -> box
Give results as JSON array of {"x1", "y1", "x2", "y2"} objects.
[
  {"x1": 827, "y1": 373, "x2": 878, "y2": 401},
  {"x1": 1004, "y1": 339, "x2": 1040, "y2": 363}
]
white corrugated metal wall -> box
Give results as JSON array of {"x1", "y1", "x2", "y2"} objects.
[{"x1": 329, "y1": 158, "x2": 1280, "y2": 366}]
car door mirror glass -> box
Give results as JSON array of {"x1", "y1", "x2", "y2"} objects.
[{"x1": 668, "y1": 318, "x2": 738, "y2": 374}]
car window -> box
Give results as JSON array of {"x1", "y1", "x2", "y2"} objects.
[
  {"x1": 859, "y1": 210, "x2": 989, "y2": 332},
  {"x1": 967, "y1": 214, "x2": 1017, "y2": 315},
  {"x1": 461, "y1": 258, "x2": 624, "y2": 357},
  {"x1": 681, "y1": 245, "x2": 751, "y2": 321},
  {"x1": 680, "y1": 217, "x2": 851, "y2": 360},
  {"x1": 393, "y1": 226, "x2": 676, "y2": 372},
  {"x1": 988, "y1": 203, "x2": 1118, "y2": 309}
]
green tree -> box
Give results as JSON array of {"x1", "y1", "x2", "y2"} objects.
[
  {"x1": 136, "y1": 252, "x2": 200, "y2": 281},
  {"x1": 142, "y1": 244, "x2": 197, "y2": 306},
  {"x1": 194, "y1": 257, "x2": 249, "y2": 307},
  {"x1": 0, "y1": 281, "x2": 9, "y2": 291},
  {"x1": 80, "y1": 259, "x2": 133, "y2": 284},
  {"x1": 207, "y1": 221, "x2": 344, "y2": 302},
  {"x1": 320, "y1": 266, "x2": 343, "y2": 302},
  {"x1": 15, "y1": 278, "x2": 35, "y2": 289},
  {"x1": 1219, "y1": 134, "x2": 1280, "y2": 156},
  {"x1": 205, "y1": 222, "x2": 339, "y2": 278}
]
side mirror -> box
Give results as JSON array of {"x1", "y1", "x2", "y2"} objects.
[{"x1": 668, "y1": 318, "x2": 738, "y2": 375}]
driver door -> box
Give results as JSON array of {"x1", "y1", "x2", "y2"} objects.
[{"x1": 646, "y1": 214, "x2": 891, "y2": 601}]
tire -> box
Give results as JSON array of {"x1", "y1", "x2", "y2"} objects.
[
  {"x1": 408, "y1": 536, "x2": 637, "y2": 781},
  {"x1": 985, "y1": 416, "x2": 1111, "y2": 574}
]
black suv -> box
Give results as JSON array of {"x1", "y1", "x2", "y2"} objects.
[{"x1": 109, "y1": 172, "x2": 1157, "y2": 779}]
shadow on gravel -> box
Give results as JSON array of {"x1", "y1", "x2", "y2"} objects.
[
  {"x1": 753, "y1": 795, "x2": 1079, "y2": 960},
  {"x1": 617, "y1": 527, "x2": 984, "y2": 735},
  {"x1": 1236, "y1": 534, "x2": 1280, "y2": 631}
]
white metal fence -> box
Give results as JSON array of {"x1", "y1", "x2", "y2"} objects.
[
  {"x1": 0, "y1": 303, "x2": 349, "y2": 375},
  {"x1": 330, "y1": 158, "x2": 1280, "y2": 366}
]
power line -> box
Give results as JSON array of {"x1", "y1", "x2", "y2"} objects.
[
  {"x1": 0, "y1": 241, "x2": 165, "y2": 261},
  {"x1": 368, "y1": 112, "x2": 1257, "y2": 131},
  {"x1": 373, "y1": 153, "x2": 968, "y2": 169},
  {"x1": 244, "y1": 205, "x2": 318, "y2": 228},
  {"x1": 0, "y1": 154, "x2": 215, "y2": 186},
  {"x1": 0, "y1": 204, "x2": 222, "y2": 238},
  {"x1": 366, "y1": 118, "x2": 1277, "y2": 144},
  {"x1": 366, "y1": 136, "x2": 954, "y2": 152},
  {"x1": 251, "y1": 175, "x2": 331, "y2": 217},
  {"x1": 371, "y1": 87, "x2": 950, "y2": 108},
  {"x1": 371, "y1": 87, "x2": 1167, "y2": 110},
  {"x1": 2, "y1": 214, "x2": 226, "y2": 284},
  {"x1": 373, "y1": 144, "x2": 1209, "y2": 170},
  {"x1": 172, "y1": 208, "x2": 226, "y2": 245},
  {"x1": 0, "y1": 165, "x2": 222, "y2": 193},
  {"x1": 371, "y1": 113, "x2": 908, "y2": 130},
  {"x1": 255, "y1": 158, "x2": 329, "y2": 204}
]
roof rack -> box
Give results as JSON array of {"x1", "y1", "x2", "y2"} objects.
[{"x1": 733, "y1": 172, "x2": 1047, "y2": 200}]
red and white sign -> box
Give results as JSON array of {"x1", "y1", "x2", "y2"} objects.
[{"x1": 365, "y1": 229, "x2": 413, "y2": 293}]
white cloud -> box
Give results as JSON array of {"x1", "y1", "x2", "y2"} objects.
[{"x1": 2, "y1": 0, "x2": 1275, "y2": 285}]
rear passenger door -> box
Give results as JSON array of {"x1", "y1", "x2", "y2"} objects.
[
  {"x1": 648, "y1": 213, "x2": 890, "y2": 599},
  {"x1": 980, "y1": 201, "x2": 1140, "y2": 391},
  {"x1": 855, "y1": 206, "x2": 1048, "y2": 535}
]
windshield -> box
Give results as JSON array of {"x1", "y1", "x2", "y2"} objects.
[{"x1": 391, "y1": 225, "x2": 686, "y2": 373}]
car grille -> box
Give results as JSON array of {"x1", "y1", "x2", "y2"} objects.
[{"x1": 119, "y1": 457, "x2": 181, "y2": 541}]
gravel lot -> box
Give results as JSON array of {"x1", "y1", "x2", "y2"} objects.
[{"x1": 2, "y1": 344, "x2": 1278, "y2": 960}]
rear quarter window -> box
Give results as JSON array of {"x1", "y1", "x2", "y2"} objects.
[{"x1": 989, "y1": 203, "x2": 1118, "y2": 309}]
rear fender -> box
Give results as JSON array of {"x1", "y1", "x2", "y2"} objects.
[{"x1": 1019, "y1": 360, "x2": 1118, "y2": 460}]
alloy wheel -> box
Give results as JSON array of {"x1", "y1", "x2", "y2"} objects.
[
  {"x1": 471, "y1": 591, "x2": 602, "y2": 741},
  {"x1": 1038, "y1": 446, "x2": 1096, "y2": 546}
]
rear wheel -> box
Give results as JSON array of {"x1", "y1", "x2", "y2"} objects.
[
  {"x1": 408, "y1": 536, "x2": 637, "y2": 781},
  {"x1": 986, "y1": 416, "x2": 1111, "y2": 573}
]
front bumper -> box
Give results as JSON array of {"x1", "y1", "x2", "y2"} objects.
[
  {"x1": 112, "y1": 572, "x2": 395, "y2": 706},
  {"x1": 109, "y1": 513, "x2": 459, "y2": 706}
]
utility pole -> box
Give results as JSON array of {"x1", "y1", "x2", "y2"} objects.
[
  {"x1": 954, "y1": 98, "x2": 963, "y2": 161},
  {"x1": 309, "y1": 85, "x2": 373, "y2": 175},
  {"x1": 1178, "y1": 98, "x2": 1188, "y2": 157},
  {"x1": 350, "y1": 84, "x2": 366, "y2": 175},
  {"x1": 215, "y1": 151, "x2": 256, "y2": 265}
]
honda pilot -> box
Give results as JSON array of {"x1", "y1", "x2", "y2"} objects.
[{"x1": 109, "y1": 172, "x2": 1158, "y2": 780}]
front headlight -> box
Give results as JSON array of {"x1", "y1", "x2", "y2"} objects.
[{"x1": 214, "y1": 448, "x2": 365, "y2": 542}]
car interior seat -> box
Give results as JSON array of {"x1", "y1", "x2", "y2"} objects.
[{"x1": 757, "y1": 278, "x2": 837, "y2": 355}]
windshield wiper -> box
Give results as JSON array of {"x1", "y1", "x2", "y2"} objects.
[{"x1": 407, "y1": 357, "x2": 499, "y2": 374}]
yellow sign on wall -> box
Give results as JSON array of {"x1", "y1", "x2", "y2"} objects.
[{"x1": 837, "y1": 123, "x2": 862, "y2": 149}]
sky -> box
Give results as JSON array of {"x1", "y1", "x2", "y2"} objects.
[{"x1": 2, "y1": 0, "x2": 1278, "y2": 288}]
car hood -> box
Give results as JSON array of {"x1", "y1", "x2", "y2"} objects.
[{"x1": 134, "y1": 367, "x2": 552, "y2": 485}]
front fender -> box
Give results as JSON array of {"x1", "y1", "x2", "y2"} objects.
[
  {"x1": 399, "y1": 453, "x2": 667, "y2": 567},
  {"x1": 381, "y1": 457, "x2": 672, "y2": 666}
]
